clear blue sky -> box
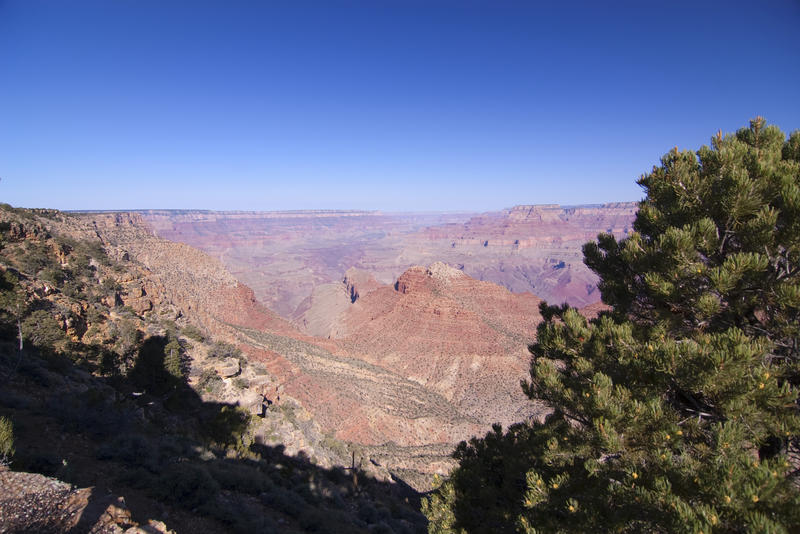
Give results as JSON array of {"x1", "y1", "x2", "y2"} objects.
[{"x1": 1, "y1": 1, "x2": 799, "y2": 212}]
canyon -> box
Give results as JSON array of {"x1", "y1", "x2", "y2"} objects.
[
  {"x1": 82, "y1": 204, "x2": 638, "y2": 462},
  {"x1": 142, "y1": 202, "x2": 637, "y2": 322},
  {"x1": 0, "y1": 202, "x2": 636, "y2": 531},
  {"x1": 131, "y1": 204, "x2": 638, "y2": 451}
]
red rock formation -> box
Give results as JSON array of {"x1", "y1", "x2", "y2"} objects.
[{"x1": 321, "y1": 262, "x2": 547, "y2": 430}]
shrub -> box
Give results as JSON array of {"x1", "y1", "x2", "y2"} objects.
[
  {"x1": 156, "y1": 463, "x2": 220, "y2": 509},
  {"x1": 198, "y1": 368, "x2": 222, "y2": 393},
  {"x1": 181, "y1": 324, "x2": 205, "y2": 342},
  {"x1": 0, "y1": 416, "x2": 14, "y2": 464},
  {"x1": 207, "y1": 341, "x2": 242, "y2": 361},
  {"x1": 96, "y1": 433, "x2": 158, "y2": 471},
  {"x1": 22, "y1": 309, "x2": 68, "y2": 353},
  {"x1": 163, "y1": 338, "x2": 184, "y2": 380},
  {"x1": 265, "y1": 486, "x2": 309, "y2": 519},
  {"x1": 206, "y1": 460, "x2": 272, "y2": 494},
  {"x1": 18, "y1": 242, "x2": 56, "y2": 274},
  {"x1": 203, "y1": 405, "x2": 250, "y2": 447}
]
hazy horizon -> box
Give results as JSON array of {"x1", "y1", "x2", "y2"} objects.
[
  {"x1": 2, "y1": 1, "x2": 799, "y2": 212},
  {"x1": 54, "y1": 199, "x2": 635, "y2": 215}
]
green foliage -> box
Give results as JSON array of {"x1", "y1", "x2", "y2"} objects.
[
  {"x1": 22, "y1": 309, "x2": 69, "y2": 353},
  {"x1": 425, "y1": 119, "x2": 800, "y2": 533},
  {"x1": 198, "y1": 368, "x2": 222, "y2": 393},
  {"x1": 18, "y1": 241, "x2": 57, "y2": 275},
  {"x1": 164, "y1": 338, "x2": 184, "y2": 380},
  {"x1": 111, "y1": 318, "x2": 141, "y2": 372},
  {"x1": 207, "y1": 340, "x2": 242, "y2": 361},
  {"x1": 232, "y1": 376, "x2": 249, "y2": 390},
  {"x1": 129, "y1": 336, "x2": 188, "y2": 393},
  {"x1": 0, "y1": 416, "x2": 14, "y2": 464},
  {"x1": 0, "y1": 269, "x2": 23, "y2": 340},
  {"x1": 181, "y1": 324, "x2": 206, "y2": 342},
  {"x1": 203, "y1": 405, "x2": 250, "y2": 447},
  {"x1": 96, "y1": 432, "x2": 158, "y2": 471}
]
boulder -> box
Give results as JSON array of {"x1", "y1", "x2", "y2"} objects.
[{"x1": 215, "y1": 357, "x2": 240, "y2": 378}]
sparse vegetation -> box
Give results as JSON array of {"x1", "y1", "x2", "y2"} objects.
[
  {"x1": 198, "y1": 367, "x2": 222, "y2": 393},
  {"x1": 207, "y1": 340, "x2": 242, "y2": 361},
  {"x1": 181, "y1": 323, "x2": 205, "y2": 342}
]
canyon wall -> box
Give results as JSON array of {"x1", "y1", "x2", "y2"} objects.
[{"x1": 141, "y1": 202, "x2": 637, "y2": 324}]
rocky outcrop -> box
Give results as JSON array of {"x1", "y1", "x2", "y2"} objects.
[
  {"x1": 343, "y1": 267, "x2": 382, "y2": 303},
  {"x1": 0, "y1": 468, "x2": 173, "y2": 533},
  {"x1": 214, "y1": 357, "x2": 241, "y2": 377}
]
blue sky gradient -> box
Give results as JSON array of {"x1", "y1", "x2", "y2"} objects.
[{"x1": 1, "y1": 1, "x2": 799, "y2": 211}]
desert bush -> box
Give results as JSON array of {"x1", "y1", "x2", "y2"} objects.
[
  {"x1": 206, "y1": 459, "x2": 273, "y2": 494},
  {"x1": 85, "y1": 305, "x2": 106, "y2": 325},
  {"x1": 198, "y1": 368, "x2": 222, "y2": 393},
  {"x1": 368, "y1": 522, "x2": 396, "y2": 534},
  {"x1": 18, "y1": 242, "x2": 57, "y2": 275},
  {"x1": 181, "y1": 324, "x2": 205, "y2": 342},
  {"x1": 232, "y1": 376, "x2": 249, "y2": 390},
  {"x1": 207, "y1": 340, "x2": 241, "y2": 361},
  {"x1": 358, "y1": 501, "x2": 381, "y2": 524},
  {"x1": 163, "y1": 338, "x2": 184, "y2": 380},
  {"x1": 97, "y1": 432, "x2": 159, "y2": 471},
  {"x1": 39, "y1": 266, "x2": 66, "y2": 286},
  {"x1": 321, "y1": 433, "x2": 350, "y2": 461},
  {"x1": 61, "y1": 280, "x2": 83, "y2": 299},
  {"x1": 101, "y1": 277, "x2": 121, "y2": 293},
  {"x1": 264, "y1": 486, "x2": 309, "y2": 519},
  {"x1": 156, "y1": 462, "x2": 220, "y2": 509},
  {"x1": 203, "y1": 405, "x2": 250, "y2": 447},
  {"x1": 51, "y1": 389, "x2": 131, "y2": 438},
  {"x1": 202, "y1": 494, "x2": 280, "y2": 534},
  {"x1": 22, "y1": 309, "x2": 68, "y2": 353},
  {"x1": 0, "y1": 416, "x2": 14, "y2": 464}
]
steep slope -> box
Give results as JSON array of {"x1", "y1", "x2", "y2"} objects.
[
  {"x1": 237, "y1": 329, "x2": 483, "y2": 447},
  {"x1": 2, "y1": 209, "x2": 563, "y2": 480},
  {"x1": 85, "y1": 212, "x2": 296, "y2": 337},
  {"x1": 296, "y1": 262, "x2": 547, "y2": 429},
  {"x1": 88, "y1": 214, "x2": 552, "y2": 444}
]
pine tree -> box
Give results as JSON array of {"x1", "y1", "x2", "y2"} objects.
[
  {"x1": 164, "y1": 337, "x2": 184, "y2": 381},
  {"x1": 424, "y1": 119, "x2": 800, "y2": 533}
]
